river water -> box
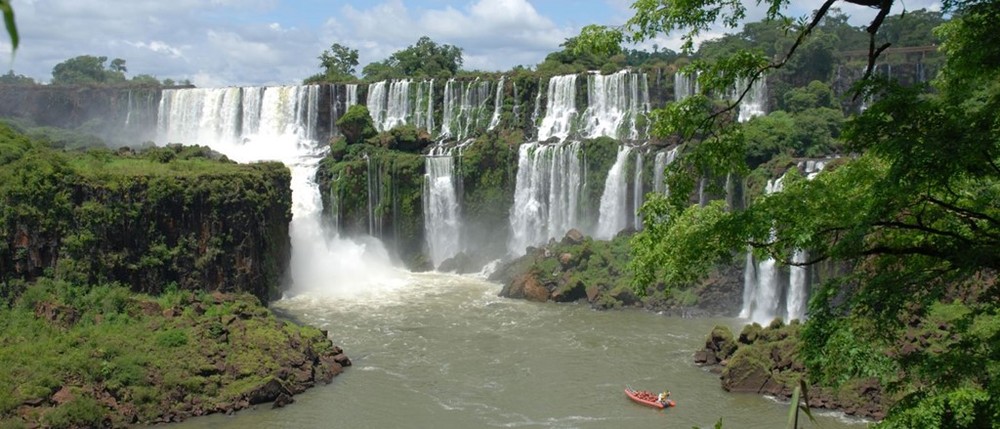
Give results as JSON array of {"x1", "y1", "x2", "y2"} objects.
[{"x1": 174, "y1": 271, "x2": 865, "y2": 429}]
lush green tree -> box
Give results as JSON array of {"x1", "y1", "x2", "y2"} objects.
[
  {"x1": 305, "y1": 43, "x2": 360, "y2": 84},
  {"x1": 335, "y1": 104, "x2": 376, "y2": 145},
  {"x1": 583, "y1": 0, "x2": 1000, "y2": 426},
  {"x1": 51, "y1": 55, "x2": 127, "y2": 85},
  {"x1": 361, "y1": 36, "x2": 463, "y2": 81},
  {"x1": 129, "y1": 74, "x2": 161, "y2": 85},
  {"x1": 0, "y1": 70, "x2": 33, "y2": 85}
]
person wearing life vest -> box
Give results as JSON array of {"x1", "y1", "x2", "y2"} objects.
[{"x1": 657, "y1": 391, "x2": 670, "y2": 404}]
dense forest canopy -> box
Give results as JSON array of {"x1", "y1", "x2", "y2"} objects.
[{"x1": 573, "y1": 0, "x2": 999, "y2": 427}]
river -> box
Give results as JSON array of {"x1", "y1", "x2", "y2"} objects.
[{"x1": 173, "y1": 271, "x2": 866, "y2": 429}]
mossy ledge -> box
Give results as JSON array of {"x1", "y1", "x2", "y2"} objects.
[{"x1": 0, "y1": 125, "x2": 350, "y2": 427}]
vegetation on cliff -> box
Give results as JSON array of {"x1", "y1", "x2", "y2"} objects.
[
  {"x1": 0, "y1": 125, "x2": 292, "y2": 304},
  {"x1": 0, "y1": 125, "x2": 347, "y2": 427}
]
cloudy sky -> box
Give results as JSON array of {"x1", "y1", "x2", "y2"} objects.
[{"x1": 2, "y1": 0, "x2": 939, "y2": 87}]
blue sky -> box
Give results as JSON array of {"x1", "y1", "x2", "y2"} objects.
[{"x1": 3, "y1": 0, "x2": 939, "y2": 87}]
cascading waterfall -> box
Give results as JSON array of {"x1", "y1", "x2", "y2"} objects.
[
  {"x1": 507, "y1": 141, "x2": 583, "y2": 255},
  {"x1": 330, "y1": 83, "x2": 359, "y2": 135},
  {"x1": 674, "y1": 71, "x2": 699, "y2": 101},
  {"x1": 441, "y1": 78, "x2": 493, "y2": 141},
  {"x1": 488, "y1": 75, "x2": 506, "y2": 131},
  {"x1": 581, "y1": 70, "x2": 650, "y2": 141},
  {"x1": 595, "y1": 145, "x2": 634, "y2": 240},
  {"x1": 536, "y1": 75, "x2": 578, "y2": 142},
  {"x1": 366, "y1": 80, "x2": 435, "y2": 133},
  {"x1": 531, "y1": 78, "x2": 542, "y2": 133},
  {"x1": 741, "y1": 160, "x2": 827, "y2": 323},
  {"x1": 785, "y1": 160, "x2": 826, "y2": 320},
  {"x1": 158, "y1": 85, "x2": 402, "y2": 297},
  {"x1": 733, "y1": 76, "x2": 767, "y2": 122},
  {"x1": 742, "y1": 176, "x2": 785, "y2": 324},
  {"x1": 633, "y1": 149, "x2": 644, "y2": 229},
  {"x1": 653, "y1": 147, "x2": 678, "y2": 194},
  {"x1": 367, "y1": 80, "x2": 406, "y2": 131},
  {"x1": 423, "y1": 152, "x2": 461, "y2": 268},
  {"x1": 414, "y1": 80, "x2": 434, "y2": 134}
]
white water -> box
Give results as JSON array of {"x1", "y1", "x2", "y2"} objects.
[
  {"x1": 581, "y1": 70, "x2": 649, "y2": 141},
  {"x1": 488, "y1": 75, "x2": 505, "y2": 131},
  {"x1": 424, "y1": 154, "x2": 462, "y2": 268},
  {"x1": 536, "y1": 75, "x2": 578, "y2": 142},
  {"x1": 633, "y1": 149, "x2": 644, "y2": 230},
  {"x1": 674, "y1": 71, "x2": 699, "y2": 101},
  {"x1": 743, "y1": 176, "x2": 784, "y2": 324},
  {"x1": 734, "y1": 77, "x2": 767, "y2": 122},
  {"x1": 367, "y1": 80, "x2": 434, "y2": 133},
  {"x1": 507, "y1": 141, "x2": 583, "y2": 255},
  {"x1": 158, "y1": 85, "x2": 405, "y2": 298},
  {"x1": 414, "y1": 79, "x2": 435, "y2": 134},
  {"x1": 441, "y1": 78, "x2": 493, "y2": 141},
  {"x1": 596, "y1": 145, "x2": 634, "y2": 240},
  {"x1": 653, "y1": 147, "x2": 678, "y2": 194}
]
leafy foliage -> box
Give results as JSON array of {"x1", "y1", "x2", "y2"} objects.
[
  {"x1": 581, "y1": 0, "x2": 1000, "y2": 426},
  {"x1": 362, "y1": 36, "x2": 463, "y2": 81},
  {"x1": 51, "y1": 55, "x2": 128, "y2": 85},
  {"x1": 336, "y1": 104, "x2": 378, "y2": 145},
  {"x1": 304, "y1": 43, "x2": 360, "y2": 84}
]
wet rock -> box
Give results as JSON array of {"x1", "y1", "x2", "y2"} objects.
[
  {"x1": 272, "y1": 393, "x2": 295, "y2": 409},
  {"x1": 247, "y1": 379, "x2": 292, "y2": 405},
  {"x1": 561, "y1": 229, "x2": 585, "y2": 245}
]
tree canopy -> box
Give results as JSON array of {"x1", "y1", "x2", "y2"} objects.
[
  {"x1": 361, "y1": 36, "x2": 463, "y2": 81},
  {"x1": 579, "y1": 0, "x2": 1000, "y2": 426},
  {"x1": 304, "y1": 43, "x2": 360, "y2": 84},
  {"x1": 51, "y1": 55, "x2": 128, "y2": 85}
]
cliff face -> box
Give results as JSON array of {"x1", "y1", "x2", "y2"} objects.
[
  {"x1": 0, "y1": 85, "x2": 162, "y2": 146},
  {"x1": 1, "y1": 137, "x2": 292, "y2": 303}
]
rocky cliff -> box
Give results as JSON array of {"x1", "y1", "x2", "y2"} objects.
[{"x1": 0, "y1": 129, "x2": 292, "y2": 304}]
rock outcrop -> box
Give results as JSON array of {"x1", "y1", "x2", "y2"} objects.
[{"x1": 694, "y1": 322, "x2": 889, "y2": 420}]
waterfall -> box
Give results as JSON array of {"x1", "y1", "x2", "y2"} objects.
[
  {"x1": 595, "y1": 145, "x2": 633, "y2": 240},
  {"x1": 536, "y1": 75, "x2": 578, "y2": 142},
  {"x1": 581, "y1": 70, "x2": 649, "y2": 141},
  {"x1": 413, "y1": 80, "x2": 434, "y2": 133},
  {"x1": 366, "y1": 79, "x2": 434, "y2": 133},
  {"x1": 157, "y1": 85, "x2": 402, "y2": 296},
  {"x1": 441, "y1": 78, "x2": 493, "y2": 141},
  {"x1": 733, "y1": 77, "x2": 767, "y2": 122},
  {"x1": 633, "y1": 149, "x2": 643, "y2": 229},
  {"x1": 424, "y1": 153, "x2": 461, "y2": 268},
  {"x1": 674, "y1": 71, "x2": 699, "y2": 101},
  {"x1": 507, "y1": 141, "x2": 583, "y2": 255},
  {"x1": 739, "y1": 251, "x2": 757, "y2": 318},
  {"x1": 367, "y1": 80, "x2": 400, "y2": 131},
  {"x1": 531, "y1": 78, "x2": 542, "y2": 133},
  {"x1": 787, "y1": 250, "x2": 808, "y2": 321},
  {"x1": 653, "y1": 147, "x2": 678, "y2": 194},
  {"x1": 488, "y1": 75, "x2": 506, "y2": 131},
  {"x1": 740, "y1": 177, "x2": 787, "y2": 325}
]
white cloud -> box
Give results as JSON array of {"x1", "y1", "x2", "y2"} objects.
[
  {"x1": 328, "y1": 0, "x2": 574, "y2": 72},
  {"x1": 0, "y1": 0, "x2": 947, "y2": 86}
]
